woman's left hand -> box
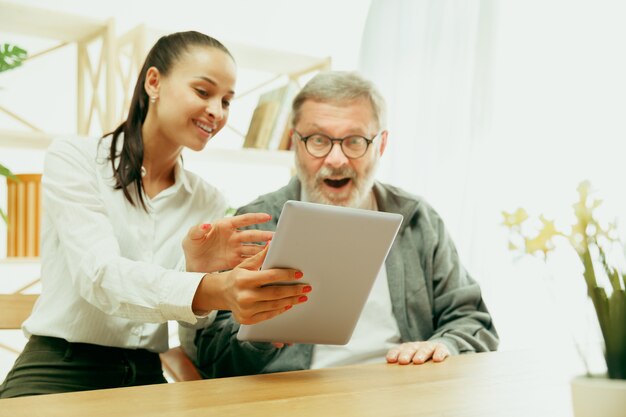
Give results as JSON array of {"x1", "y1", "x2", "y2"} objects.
[{"x1": 183, "y1": 213, "x2": 274, "y2": 273}]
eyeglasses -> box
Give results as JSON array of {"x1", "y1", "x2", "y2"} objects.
[{"x1": 293, "y1": 130, "x2": 380, "y2": 159}]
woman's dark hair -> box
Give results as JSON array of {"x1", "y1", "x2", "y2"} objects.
[{"x1": 104, "y1": 31, "x2": 233, "y2": 210}]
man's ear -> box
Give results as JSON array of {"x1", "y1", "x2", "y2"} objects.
[
  {"x1": 144, "y1": 66, "x2": 161, "y2": 99},
  {"x1": 378, "y1": 130, "x2": 388, "y2": 157}
]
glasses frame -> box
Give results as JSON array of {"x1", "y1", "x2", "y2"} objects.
[{"x1": 293, "y1": 130, "x2": 380, "y2": 159}]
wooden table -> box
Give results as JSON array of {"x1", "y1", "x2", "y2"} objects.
[{"x1": 0, "y1": 350, "x2": 575, "y2": 417}]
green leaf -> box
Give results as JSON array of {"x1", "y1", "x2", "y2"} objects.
[
  {"x1": 598, "y1": 244, "x2": 622, "y2": 292},
  {"x1": 581, "y1": 247, "x2": 598, "y2": 293},
  {"x1": 592, "y1": 286, "x2": 610, "y2": 342},
  {"x1": 0, "y1": 163, "x2": 18, "y2": 181},
  {"x1": 606, "y1": 289, "x2": 626, "y2": 379},
  {"x1": 0, "y1": 44, "x2": 28, "y2": 73}
]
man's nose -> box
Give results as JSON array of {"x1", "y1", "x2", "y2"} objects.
[{"x1": 324, "y1": 142, "x2": 349, "y2": 167}]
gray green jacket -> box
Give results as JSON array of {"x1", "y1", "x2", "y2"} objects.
[{"x1": 192, "y1": 178, "x2": 498, "y2": 378}]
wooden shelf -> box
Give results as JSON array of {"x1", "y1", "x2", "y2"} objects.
[
  {"x1": 0, "y1": 3, "x2": 319, "y2": 170},
  {"x1": 186, "y1": 146, "x2": 293, "y2": 167},
  {"x1": 135, "y1": 27, "x2": 330, "y2": 80},
  {"x1": 0, "y1": 0, "x2": 109, "y2": 42},
  {"x1": 0, "y1": 129, "x2": 53, "y2": 150},
  {"x1": 0, "y1": 257, "x2": 40, "y2": 265},
  {"x1": 1, "y1": 0, "x2": 117, "y2": 135},
  {"x1": 0, "y1": 129, "x2": 293, "y2": 168},
  {"x1": 223, "y1": 42, "x2": 330, "y2": 78}
]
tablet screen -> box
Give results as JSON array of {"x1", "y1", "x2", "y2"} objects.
[{"x1": 237, "y1": 200, "x2": 403, "y2": 345}]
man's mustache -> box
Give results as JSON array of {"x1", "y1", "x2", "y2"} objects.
[{"x1": 315, "y1": 166, "x2": 357, "y2": 183}]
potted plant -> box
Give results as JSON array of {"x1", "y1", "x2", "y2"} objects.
[
  {"x1": 0, "y1": 43, "x2": 27, "y2": 223},
  {"x1": 503, "y1": 181, "x2": 626, "y2": 416}
]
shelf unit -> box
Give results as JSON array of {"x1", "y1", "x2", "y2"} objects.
[
  {"x1": 0, "y1": 0, "x2": 330, "y2": 163},
  {"x1": 0, "y1": 129, "x2": 294, "y2": 167},
  {"x1": 0, "y1": 0, "x2": 116, "y2": 135}
]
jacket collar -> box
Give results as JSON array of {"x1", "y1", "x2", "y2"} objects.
[{"x1": 273, "y1": 177, "x2": 422, "y2": 231}]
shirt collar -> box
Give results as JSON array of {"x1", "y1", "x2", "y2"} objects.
[{"x1": 173, "y1": 160, "x2": 193, "y2": 195}]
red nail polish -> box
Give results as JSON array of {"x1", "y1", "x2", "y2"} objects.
[
  {"x1": 302, "y1": 285, "x2": 312, "y2": 293},
  {"x1": 294, "y1": 271, "x2": 303, "y2": 279},
  {"x1": 284, "y1": 305, "x2": 292, "y2": 311},
  {"x1": 298, "y1": 296, "x2": 308, "y2": 303},
  {"x1": 201, "y1": 223, "x2": 211, "y2": 231}
]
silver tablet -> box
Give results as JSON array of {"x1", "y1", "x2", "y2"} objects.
[{"x1": 237, "y1": 200, "x2": 403, "y2": 345}]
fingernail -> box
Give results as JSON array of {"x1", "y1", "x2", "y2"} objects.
[
  {"x1": 201, "y1": 223, "x2": 211, "y2": 231},
  {"x1": 298, "y1": 296, "x2": 308, "y2": 303},
  {"x1": 294, "y1": 271, "x2": 304, "y2": 279},
  {"x1": 302, "y1": 285, "x2": 312, "y2": 293},
  {"x1": 284, "y1": 305, "x2": 292, "y2": 311}
]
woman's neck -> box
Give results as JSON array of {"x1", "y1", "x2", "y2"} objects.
[{"x1": 141, "y1": 120, "x2": 182, "y2": 199}]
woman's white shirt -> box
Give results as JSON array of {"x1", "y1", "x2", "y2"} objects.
[{"x1": 23, "y1": 135, "x2": 228, "y2": 353}]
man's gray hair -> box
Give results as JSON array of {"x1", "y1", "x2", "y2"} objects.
[{"x1": 291, "y1": 71, "x2": 387, "y2": 131}]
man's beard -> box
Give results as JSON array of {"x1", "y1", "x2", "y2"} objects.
[{"x1": 296, "y1": 154, "x2": 378, "y2": 209}]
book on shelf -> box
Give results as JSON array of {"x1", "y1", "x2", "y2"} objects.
[
  {"x1": 243, "y1": 101, "x2": 280, "y2": 149},
  {"x1": 243, "y1": 80, "x2": 299, "y2": 150},
  {"x1": 277, "y1": 112, "x2": 294, "y2": 151}
]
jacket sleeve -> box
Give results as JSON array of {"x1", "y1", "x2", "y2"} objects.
[
  {"x1": 192, "y1": 203, "x2": 282, "y2": 378},
  {"x1": 426, "y1": 212, "x2": 499, "y2": 354},
  {"x1": 194, "y1": 310, "x2": 281, "y2": 378}
]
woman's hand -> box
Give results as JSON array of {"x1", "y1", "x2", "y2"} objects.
[
  {"x1": 192, "y1": 245, "x2": 311, "y2": 325},
  {"x1": 183, "y1": 213, "x2": 274, "y2": 273}
]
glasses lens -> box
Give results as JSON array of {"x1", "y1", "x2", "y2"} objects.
[
  {"x1": 305, "y1": 134, "x2": 331, "y2": 157},
  {"x1": 341, "y1": 136, "x2": 368, "y2": 158}
]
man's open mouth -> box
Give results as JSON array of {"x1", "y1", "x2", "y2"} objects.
[{"x1": 323, "y1": 178, "x2": 351, "y2": 188}]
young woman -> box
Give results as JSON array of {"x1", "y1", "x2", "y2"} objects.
[{"x1": 0, "y1": 31, "x2": 309, "y2": 398}]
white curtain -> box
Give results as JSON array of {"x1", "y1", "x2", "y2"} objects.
[
  {"x1": 358, "y1": 0, "x2": 626, "y2": 359},
  {"x1": 358, "y1": 0, "x2": 496, "y2": 277}
]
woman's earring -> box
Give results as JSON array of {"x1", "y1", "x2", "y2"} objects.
[{"x1": 150, "y1": 96, "x2": 157, "y2": 104}]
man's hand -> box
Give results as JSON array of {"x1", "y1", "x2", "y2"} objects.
[
  {"x1": 183, "y1": 213, "x2": 274, "y2": 273},
  {"x1": 386, "y1": 341, "x2": 450, "y2": 365}
]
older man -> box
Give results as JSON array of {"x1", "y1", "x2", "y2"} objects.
[{"x1": 184, "y1": 71, "x2": 498, "y2": 377}]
